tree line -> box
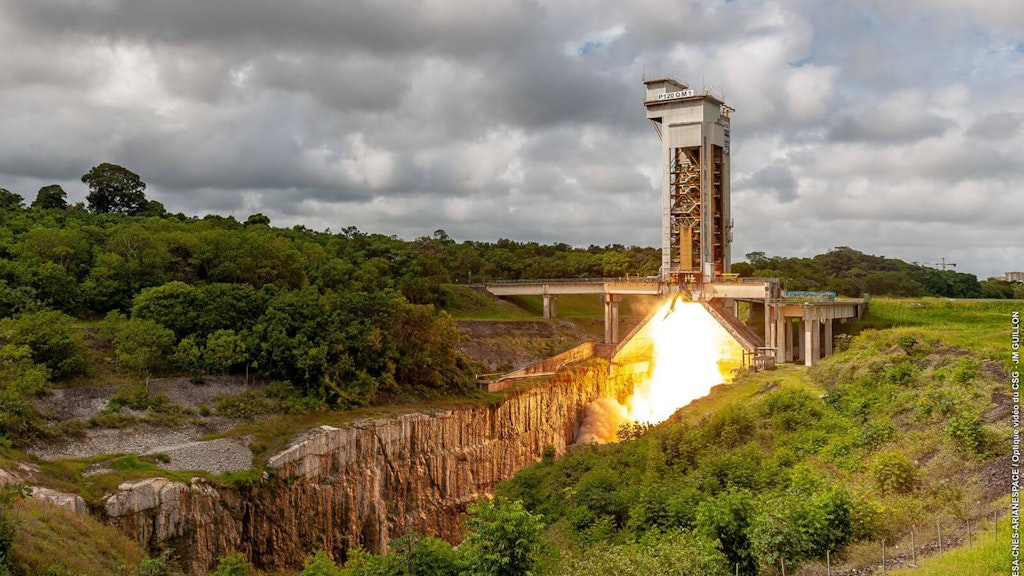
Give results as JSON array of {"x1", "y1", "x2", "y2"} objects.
[
  {"x1": 0, "y1": 163, "x2": 662, "y2": 445},
  {"x1": 731, "y1": 247, "x2": 1019, "y2": 299}
]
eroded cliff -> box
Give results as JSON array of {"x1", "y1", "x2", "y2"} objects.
[{"x1": 103, "y1": 362, "x2": 621, "y2": 574}]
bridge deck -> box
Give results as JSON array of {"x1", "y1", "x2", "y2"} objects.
[{"x1": 483, "y1": 279, "x2": 663, "y2": 296}]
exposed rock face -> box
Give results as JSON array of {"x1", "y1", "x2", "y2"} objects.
[
  {"x1": 31, "y1": 486, "x2": 89, "y2": 515},
  {"x1": 103, "y1": 363, "x2": 618, "y2": 574}
]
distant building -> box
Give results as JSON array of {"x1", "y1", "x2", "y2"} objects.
[{"x1": 1006, "y1": 272, "x2": 1024, "y2": 282}]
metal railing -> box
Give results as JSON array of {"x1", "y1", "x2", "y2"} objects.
[{"x1": 483, "y1": 276, "x2": 662, "y2": 285}]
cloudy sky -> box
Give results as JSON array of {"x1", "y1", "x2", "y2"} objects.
[{"x1": 1, "y1": 0, "x2": 1021, "y2": 278}]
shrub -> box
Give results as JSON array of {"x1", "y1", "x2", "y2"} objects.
[
  {"x1": 132, "y1": 551, "x2": 181, "y2": 576},
  {"x1": 461, "y1": 498, "x2": 543, "y2": 576},
  {"x1": 215, "y1": 391, "x2": 270, "y2": 420},
  {"x1": 209, "y1": 553, "x2": 253, "y2": 576},
  {"x1": 872, "y1": 450, "x2": 918, "y2": 494},
  {"x1": 300, "y1": 549, "x2": 340, "y2": 576},
  {"x1": 945, "y1": 410, "x2": 985, "y2": 454},
  {"x1": 0, "y1": 310, "x2": 88, "y2": 380}
]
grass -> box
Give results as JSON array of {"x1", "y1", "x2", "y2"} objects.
[
  {"x1": 441, "y1": 284, "x2": 535, "y2": 320},
  {"x1": 506, "y1": 293, "x2": 660, "y2": 319},
  {"x1": 11, "y1": 497, "x2": 146, "y2": 575},
  {"x1": 34, "y1": 453, "x2": 201, "y2": 504},
  {"x1": 852, "y1": 298, "x2": 1020, "y2": 361},
  {"x1": 666, "y1": 364, "x2": 820, "y2": 427},
  {"x1": 888, "y1": 515, "x2": 1010, "y2": 576}
]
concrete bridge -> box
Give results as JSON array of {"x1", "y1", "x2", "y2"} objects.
[{"x1": 483, "y1": 278, "x2": 864, "y2": 367}]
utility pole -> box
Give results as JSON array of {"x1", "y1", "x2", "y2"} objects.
[{"x1": 932, "y1": 257, "x2": 957, "y2": 270}]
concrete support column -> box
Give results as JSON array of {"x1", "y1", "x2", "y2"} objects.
[
  {"x1": 774, "y1": 307, "x2": 782, "y2": 360},
  {"x1": 804, "y1": 318, "x2": 821, "y2": 367},
  {"x1": 797, "y1": 320, "x2": 805, "y2": 363},
  {"x1": 543, "y1": 294, "x2": 556, "y2": 318},
  {"x1": 784, "y1": 318, "x2": 795, "y2": 363},
  {"x1": 604, "y1": 294, "x2": 621, "y2": 344},
  {"x1": 764, "y1": 301, "x2": 774, "y2": 350},
  {"x1": 823, "y1": 319, "x2": 833, "y2": 357}
]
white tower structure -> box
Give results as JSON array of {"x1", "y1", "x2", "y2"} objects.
[{"x1": 643, "y1": 77, "x2": 733, "y2": 284}]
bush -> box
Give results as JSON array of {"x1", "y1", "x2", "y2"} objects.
[
  {"x1": 0, "y1": 310, "x2": 88, "y2": 380},
  {"x1": 209, "y1": 553, "x2": 253, "y2": 576},
  {"x1": 132, "y1": 551, "x2": 181, "y2": 576},
  {"x1": 215, "y1": 391, "x2": 270, "y2": 420},
  {"x1": 553, "y1": 530, "x2": 728, "y2": 576},
  {"x1": 300, "y1": 549, "x2": 340, "y2": 576},
  {"x1": 945, "y1": 410, "x2": 985, "y2": 454},
  {"x1": 114, "y1": 319, "x2": 174, "y2": 380},
  {"x1": 872, "y1": 450, "x2": 918, "y2": 494},
  {"x1": 461, "y1": 498, "x2": 543, "y2": 576}
]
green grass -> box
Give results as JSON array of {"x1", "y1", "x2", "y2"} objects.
[
  {"x1": 853, "y1": 298, "x2": 1019, "y2": 361},
  {"x1": 666, "y1": 364, "x2": 820, "y2": 427},
  {"x1": 35, "y1": 453, "x2": 202, "y2": 504},
  {"x1": 506, "y1": 294, "x2": 659, "y2": 319},
  {"x1": 12, "y1": 497, "x2": 147, "y2": 575},
  {"x1": 441, "y1": 284, "x2": 535, "y2": 320},
  {"x1": 888, "y1": 515, "x2": 1010, "y2": 576}
]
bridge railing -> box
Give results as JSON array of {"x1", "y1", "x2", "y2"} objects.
[{"x1": 482, "y1": 276, "x2": 663, "y2": 285}]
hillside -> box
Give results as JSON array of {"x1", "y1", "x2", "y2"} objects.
[{"x1": 494, "y1": 299, "x2": 1014, "y2": 575}]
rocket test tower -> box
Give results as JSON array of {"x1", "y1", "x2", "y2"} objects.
[{"x1": 643, "y1": 77, "x2": 733, "y2": 284}]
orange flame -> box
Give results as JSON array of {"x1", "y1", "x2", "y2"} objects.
[{"x1": 577, "y1": 299, "x2": 744, "y2": 443}]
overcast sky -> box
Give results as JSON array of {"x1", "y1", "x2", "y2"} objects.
[{"x1": 1, "y1": 0, "x2": 1021, "y2": 278}]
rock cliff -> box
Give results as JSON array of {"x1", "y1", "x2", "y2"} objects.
[{"x1": 103, "y1": 362, "x2": 620, "y2": 574}]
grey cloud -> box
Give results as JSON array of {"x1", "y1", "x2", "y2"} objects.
[
  {"x1": 737, "y1": 165, "x2": 799, "y2": 203},
  {"x1": 0, "y1": 0, "x2": 1021, "y2": 279},
  {"x1": 828, "y1": 110, "x2": 953, "y2": 143},
  {"x1": 967, "y1": 113, "x2": 1023, "y2": 140}
]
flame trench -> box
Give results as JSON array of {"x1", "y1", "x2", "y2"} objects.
[{"x1": 577, "y1": 300, "x2": 744, "y2": 444}]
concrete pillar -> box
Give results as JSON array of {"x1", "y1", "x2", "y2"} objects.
[
  {"x1": 612, "y1": 297, "x2": 620, "y2": 343},
  {"x1": 797, "y1": 320, "x2": 805, "y2": 363},
  {"x1": 804, "y1": 318, "x2": 821, "y2": 367},
  {"x1": 543, "y1": 295, "x2": 554, "y2": 318},
  {"x1": 823, "y1": 319, "x2": 833, "y2": 357},
  {"x1": 775, "y1": 309, "x2": 787, "y2": 363},
  {"x1": 764, "y1": 301, "x2": 774, "y2": 350},
  {"x1": 784, "y1": 318, "x2": 795, "y2": 363},
  {"x1": 604, "y1": 294, "x2": 621, "y2": 344}
]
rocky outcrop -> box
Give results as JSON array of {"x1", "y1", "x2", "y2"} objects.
[
  {"x1": 103, "y1": 362, "x2": 619, "y2": 574},
  {"x1": 31, "y1": 486, "x2": 89, "y2": 515}
]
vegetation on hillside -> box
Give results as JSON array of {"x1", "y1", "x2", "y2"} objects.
[
  {"x1": 492, "y1": 300, "x2": 1011, "y2": 575},
  {"x1": 303, "y1": 300, "x2": 1012, "y2": 575},
  {"x1": 731, "y1": 248, "x2": 1019, "y2": 298}
]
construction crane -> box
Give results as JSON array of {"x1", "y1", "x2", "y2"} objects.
[{"x1": 932, "y1": 257, "x2": 957, "y2": 270}]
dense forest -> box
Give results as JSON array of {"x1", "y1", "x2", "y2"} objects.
[
  {"x1": 0, "y1": 166, "x2": 1016, "y2": 575},
  {"x1": 731, "y1": 249, "x2": 1018, "y2": 299},
  {"x1": 0, "y1": 164, "x2": 1019, "y2": 444},
  {"x1": 0, "y1": 165, "x2": 662, "y2": 446}
]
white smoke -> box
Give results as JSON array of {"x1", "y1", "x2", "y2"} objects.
[{"x1": 575, "y1": 397, "x2": 629, "y2": 444}]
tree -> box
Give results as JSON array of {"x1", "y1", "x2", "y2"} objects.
[
  {"x1": 244, "y1": 213, "x2": 270, "y2": 226},
  {"x1": 208, "y1": 553, "x2": 254, "y2": 576},
  {"x1": 32, "y1": 185, "x2": 68, "y2": 210},
  {"x1": 0, "y1": 310, "x2": 88, "y2": 380},
  {"x1": 114, "y1": 319, "x2": 174, "y2": 383},
  {"x1": 461, "y1": 498, "x2": 544, "y2": 576},
  {"x1": 82, "y1": 163, "x2": 149, "y2": 215},
  {"x1": 0, "y1": 188, "x2": 23, "y2": 211},
  {"x1": 299, "y1": 549, "x2": 341, "y2": 576},
  {"x1": 204, "y1": 329, "x2": 246, "y2": 375}
]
